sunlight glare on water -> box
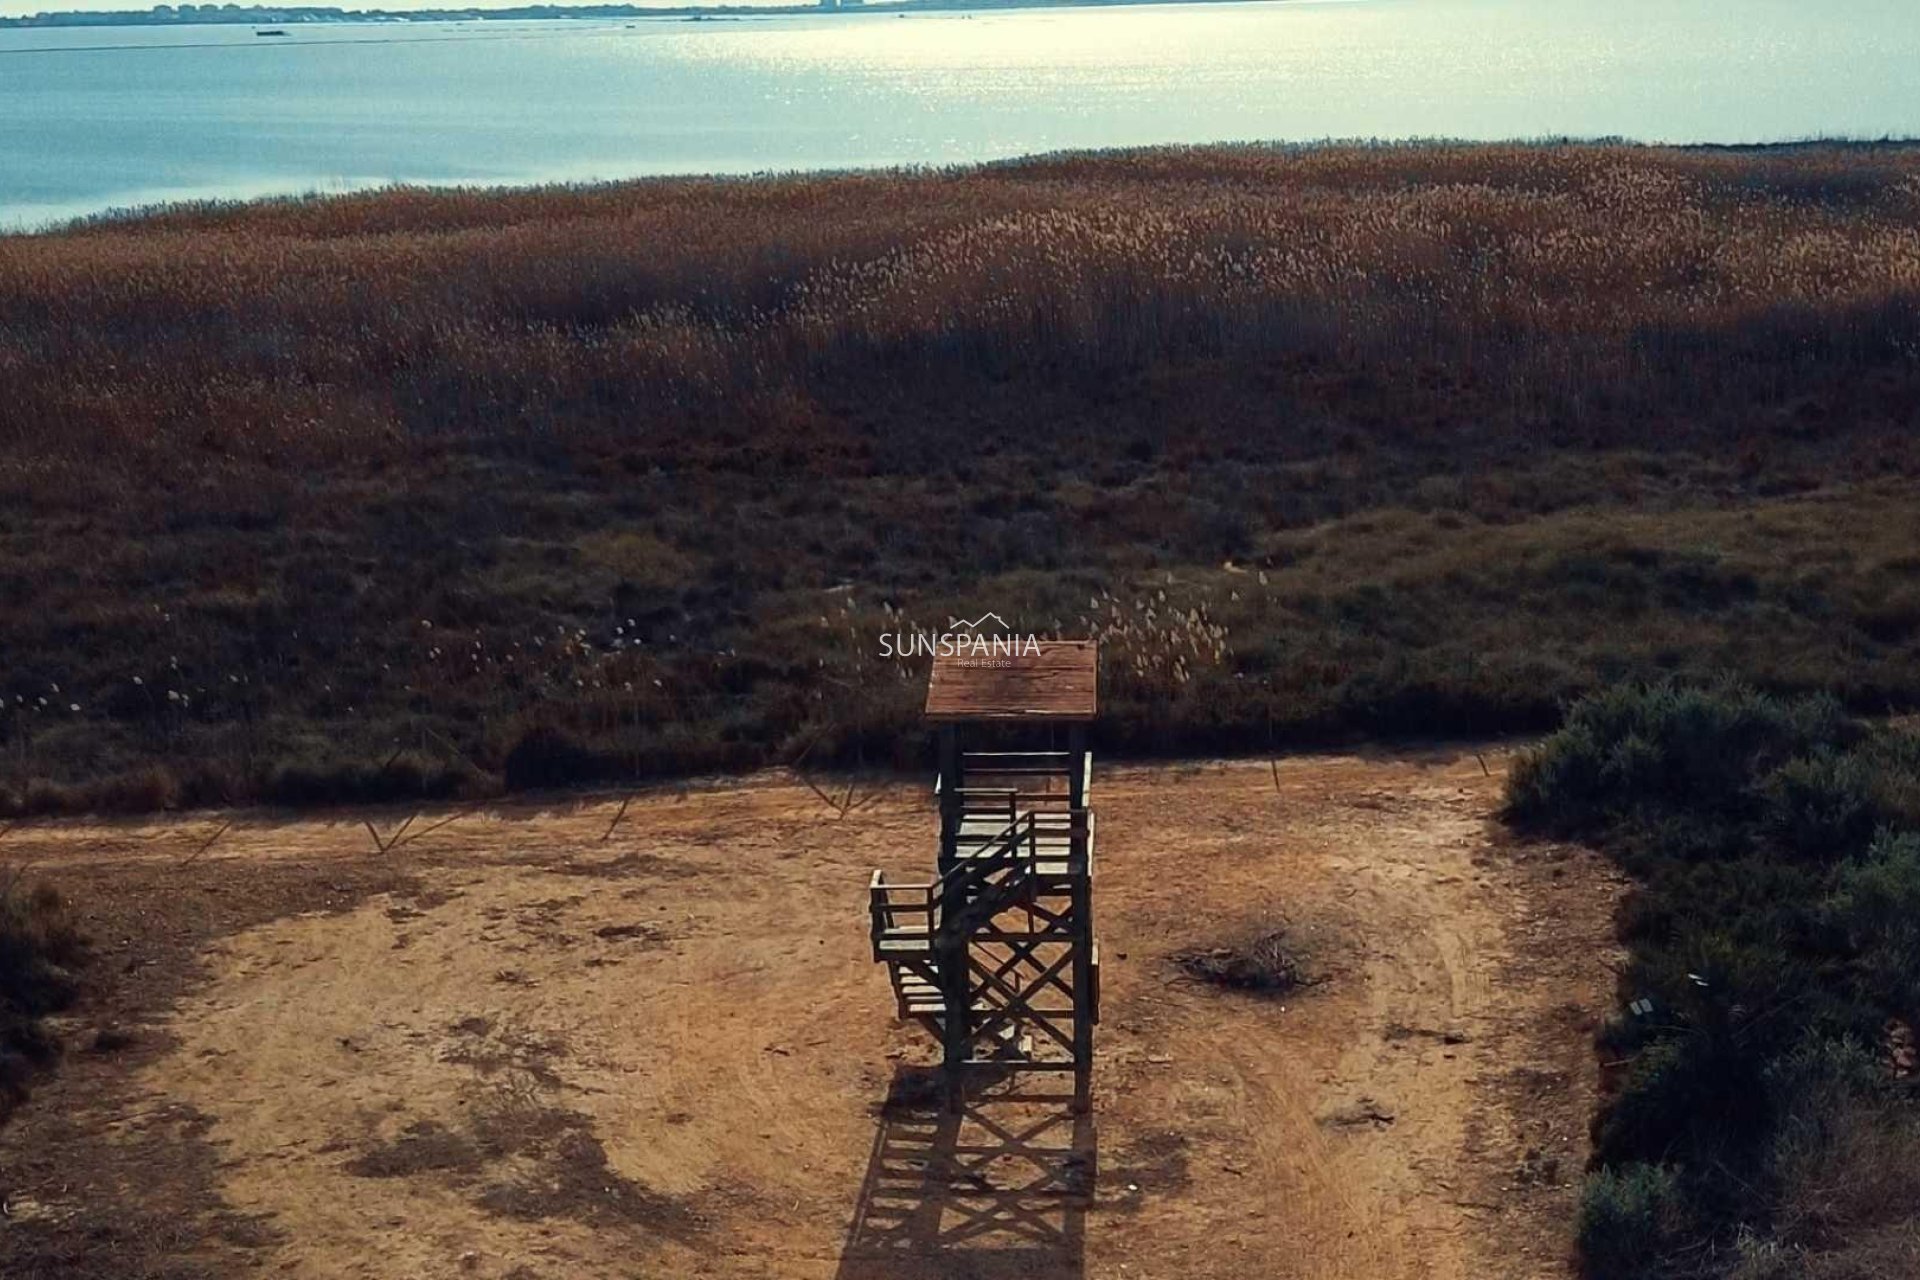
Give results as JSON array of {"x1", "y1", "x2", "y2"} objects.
[{"x1": 1, "y1": 0, "x2": 1917, "y2": 227}]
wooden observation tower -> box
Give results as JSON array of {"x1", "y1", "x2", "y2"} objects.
[{"x1": 867, "y1": 640, "x2": 1101, "y2": 1112}]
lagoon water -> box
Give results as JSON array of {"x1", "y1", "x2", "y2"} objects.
[{"x1": 2, "y1": 0, "x2": 1919, "y2": 229}]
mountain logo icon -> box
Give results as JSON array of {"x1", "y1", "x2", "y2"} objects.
[{"x1": 948, "y1": 612, "x2": 1010, "y2": 632}]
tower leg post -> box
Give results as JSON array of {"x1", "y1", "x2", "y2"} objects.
[{"x1": 940, "y1": 936, "x2": 968, "y2": 1114}]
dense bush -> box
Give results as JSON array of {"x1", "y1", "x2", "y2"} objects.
[
  {"x1": 1510, "y1": 683, "x2": 1920, "y2": 1277},
  {"x1": 1506, "y1": 682, "x2": 1857, "y2": 837},
  {"x1": 263, "y1": 749, "x2": 490, "y2": 808},
  {"x1": 501, "y1": 726, "x2": 606, "y2": 792},
  {"x1": 0, "y1": 879, "x2": 87, "y2": 1119}
]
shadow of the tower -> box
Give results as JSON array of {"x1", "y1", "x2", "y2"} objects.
[{"x1": 835, "y1": 1068, "x2": 1095, "y2": 1280}]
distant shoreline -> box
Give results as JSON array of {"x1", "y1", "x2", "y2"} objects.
[
  {"x1": 1, "y1": 0, "x2": 1279, "y2": 30},
  {"x1": 10, "y1": 138, "x2": 1920, "y2": 235}
]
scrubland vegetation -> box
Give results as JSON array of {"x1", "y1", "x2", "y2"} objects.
[
  {"x1": 1511, "y1": 684, "x2": 1920, "y2": 1279},
  {"x1": 2, "y1": 142, "x2": 1919, "y2": 809},
  {"x1": 0, "y1": 876, "x2": 85, "y2": 1118}
]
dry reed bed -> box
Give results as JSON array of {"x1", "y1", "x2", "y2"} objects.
[
  {"x1": 4, "y1": 144, "x2": 1919, "y2": 466},
  {"x1": 1, "y1": 144, "x2": 1919, "y2": 808}
]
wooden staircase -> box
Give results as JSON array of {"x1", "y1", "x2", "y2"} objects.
[
  {"x1": 868, "y1": 749, "x2": 1099, "y2": 1110},
  {"x1": 869, "y1": 810, "x2": 1040, "y2": 1030}
]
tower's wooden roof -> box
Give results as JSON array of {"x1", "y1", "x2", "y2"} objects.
[{"x1": 924, "y1": 640, "x2": 1098, "y2": 723}]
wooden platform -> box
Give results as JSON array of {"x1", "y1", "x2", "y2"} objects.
[
  {"x1": 952, "y1": 812, "x2": 1091, "y2": 878},
  {"x1": 924, "y1": 640, "x2": 1098, "y2": 722}
]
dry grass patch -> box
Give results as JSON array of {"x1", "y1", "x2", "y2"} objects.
[{"x1": 1171, "y1": 919, "x2": 1317, "y2": 996}]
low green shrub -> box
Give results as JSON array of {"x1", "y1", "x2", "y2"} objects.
[
  {"x1": 1764, "y1": 751, "x2": 1879, "y2": 861},
  {"x1": 1825, "y1": 832, "x2": 1920, "y2": 1017},
  {"x1": 1579, "y1": 1163, "x2": 1694, "y2": 1280},
  {"x1": 1594, "y1": 1034, "x2": 1767, "y2": 1174}
]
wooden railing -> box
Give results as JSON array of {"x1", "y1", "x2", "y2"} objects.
[
  {"x1": 958, "y1": 751, "x2": 1075, "y2": 777},
  {"x1": 871, "y1": 809, "x2": 1044, "y2": 955},
  {"x1": 937, "y1": 750, "x2": 1094, "y2": 813},
  {"x1": 868, "y1": 869, "x2": 940, "y2": 953}
]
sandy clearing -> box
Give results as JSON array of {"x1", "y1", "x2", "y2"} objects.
[{"x1": 0, "y1": 748, "x2": 1620, "y2": 1279}]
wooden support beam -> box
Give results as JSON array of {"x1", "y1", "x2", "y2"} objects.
[
  {"x1": 1067, "y1": 725, "x2": 1088, "y2": 811},
  {"x1": 1071, "y1": 861, "x2": 1094, "y2": 1113},
  {"x1": 940, "y1": 931, "x2": 969, "y2": 1113},
  {"x1": 937, "y1": 724, "x2": 960, "y2": 877}
]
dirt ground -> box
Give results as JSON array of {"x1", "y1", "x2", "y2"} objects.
[{"x1": 0, "y1": 747, "x2": 1622, "y2": 1280}]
